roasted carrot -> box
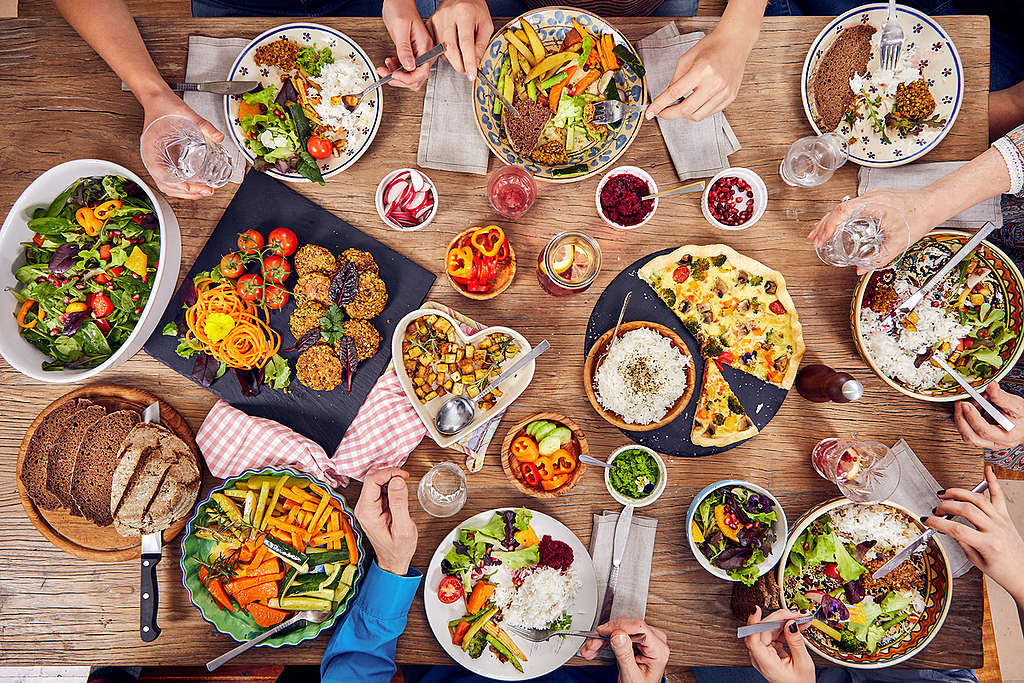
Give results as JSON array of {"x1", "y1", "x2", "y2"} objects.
[
  {"x1": 309, "y1": 529, "x2": 349, "y2": 547},
  {"x1": 207, "y1": 578, "x2": 235, "y2": 612},
  {"x1": 246, "y1": 558, "x2": 281, "y2": 578},
  {"x1": 601, "y1": 34, "x2": 618, "y2": 70},
  {"x1": 550, "y1": 66, "x2": 576, "y2": 111},
  {"x1": 268, "y1": 517, "x2": 312, "y2": 537},
  {"x1": 224, "y1": 571, "x2": 285, "y2": 595},
  {"x1": 341, "y1": 516, "x2": 359, "y2": 565},
  {"x1": 466, "y1": 580, "x2": 495, "y2": 614},
  {"x1": 452, "y1": 619, "x2": 471, "y2": 646},
  {"x1": 571, "y1": 70, "x2": 601, "y2": 96},
  {"x1": 247, "y1": 601, "x2": 288, "y2": 628},
  {"x1": 233, "y1": 580, "x2": 279, "y2": 606}
]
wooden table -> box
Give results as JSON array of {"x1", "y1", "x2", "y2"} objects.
[{"x1": 0, "y1": 13, "x2": 991, "y2": 670}]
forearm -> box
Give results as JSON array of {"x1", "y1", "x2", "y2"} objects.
[
  {"x1": 912, "y1": 147, "x2": 1012, "y2": 240},
  {"x1": 717, "y1": 0, "x2": 769, "y2": 47}
]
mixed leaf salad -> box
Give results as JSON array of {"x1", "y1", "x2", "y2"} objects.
[
  {"x1": 238, "y1": 84, "x2": 326, "y2": 184},
  {"x1": 690, "y1": 486, "x2": 778, "y2": 586},
  {"x1": 12, "y1": 175, "x2": 159, "y2": 371}
]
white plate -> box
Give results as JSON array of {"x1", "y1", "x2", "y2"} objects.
[
  {"x1": 224, "y1": 23, "x2": 383, "y2": 183},
  {"x1": 800, "y1": 4, "x2": 963, "y2": 167},
  {"x1": 424, "y1": 508, "x2": 598, "y2": 681},
  {"x1": 390, "y1": 308, "x2": 536, "y2": 448}
]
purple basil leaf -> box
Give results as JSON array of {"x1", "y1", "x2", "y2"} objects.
[
  {"x1": 285, "y1": 327, "x2": 322, "y2": 354},
  {"x1": 713, "y1": 547, "x2": 753, "y2": 570},
  {"x1": 61, "y1": 310, "x2": 88, "y2": 335},
  {"x1": 454, "y1": 540, "x2": 471, "y2": 558},
  {"x1": 275, "y1": 79, "x2": 298, "y2": 107},
  {"x1": 138, "y1": 212, "x2": 158, "y2": 230},
  {"x1": 49, "y1": 244, "x2": 80, "y2": 274},
  {"x1": 329, "y1": 262, "x2": 359, "y2": 306},
  {"x1": 191, "y1": 353, "x2": 220, "y2": 387},
  {"x1": 275, "y1": 159, "x2": 292, "y2": 174},
  {"x1": 820, "y1": 594, "x2": 849, "y2": 622},
  {"x1": 235, "y1": 366, "x2": 264, "y2": 397},
  {"x1": 180, "y1": 280, "x2": 198, "y2": 308},
  {"x1": 854, "y1": 540, "x2": 877, "y2": 562},
  {"x1": 337, "y1": 336, "x2": 358, "y2": 392},
  {"x1": 501, "y1": 510, "x2": 517, "y2": 547},
  {"x1": 843, "y1": 579, "x2": 865, "y2": 605},
  {"x1": 737, "y1": 524, "x2": 767, "y2": 549}
]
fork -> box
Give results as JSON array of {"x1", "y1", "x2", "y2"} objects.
[
  {"x1": 591, "y1": 100, "x2": 648, "y2": 126},
  {"x1": 878, "y1": 0, "x2": 905, "y2": 71},
  {"x1": 505, "y1": 623, "x2": 645, "y2": 643}
]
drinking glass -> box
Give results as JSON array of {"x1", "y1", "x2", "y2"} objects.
[
  {"x1": 536, "y1": 231, "x2": 601, "y2": 297},
  {"x1": 417, "y1": 462, "x2": 468, "y2": 518},
  {"x1": 811, "y1": 438, "x2": 901, "y2": 503},
  {"x1": 816, "y1": 203, "x2": 910, "y2": 270},
  {"x1": 488, "y1": 165, "x2": 536, "y2": 220},
  {"x1": 140, "y1": 114, "x2": 233, "y2": 189},
  {"x1": 779, "y1": 132, "x2": 848, "y2": 187}
]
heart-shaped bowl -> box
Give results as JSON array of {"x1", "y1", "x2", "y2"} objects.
[{"x1": 391, "y1": 307, "x2": 536, "y2": 447}]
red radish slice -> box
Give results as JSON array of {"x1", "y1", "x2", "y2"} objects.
[
  {"x1": 384, "y1": 179, "x2": 408, "y2": 205},
  {"x1": 408, "y1": 169, "x2": 425, "y2": 192}
]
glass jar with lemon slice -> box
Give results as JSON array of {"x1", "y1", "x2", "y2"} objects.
[{"x1": 537, "y1": 232, "x2": 601, "y2": 296}]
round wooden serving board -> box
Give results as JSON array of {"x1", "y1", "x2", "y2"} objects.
[
  {"x1": 15, "y1": 384, "x2": 201, "y2": 562},
  {"x1": 500, "y1": 411, "x2": 588, "y2": 498}
]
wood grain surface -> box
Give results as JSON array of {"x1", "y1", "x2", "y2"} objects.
[{"x1": 0, "y1": 13, "x2": 991, "y2": 669}]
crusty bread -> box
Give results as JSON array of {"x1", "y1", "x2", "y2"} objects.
[
  {"x1": 21, "y1": 398, "x2": 92, "y2": 510},
  {"x1": 70, "y1": 409, "x2": 141, "y2": 526},
  {"x1": 44, "y1": 404, "x2": 107, "y2": 515},
  {"x1": 809, "y1": 24, "x2": 876, "y2": 132}
]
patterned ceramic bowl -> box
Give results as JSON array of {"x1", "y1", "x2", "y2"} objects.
[
  {"x1": 474, "y1": 7, "x2": 647, "y2": 183},
  {"x1": 800, "y1": 4, "x2": 963, "y2": 167}
]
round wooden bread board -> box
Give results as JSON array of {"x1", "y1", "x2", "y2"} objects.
[
  {"x1": 500, "y1": 412, "x2": 588, "y2": 498},
  {"x1": 583, "y1": 321, "x2": 696, "y2": 432},
  {"x1": 15, "y1": 384, "x2": 201, "y2": 562}
]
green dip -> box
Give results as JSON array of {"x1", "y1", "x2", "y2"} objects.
[{"x1": 608, "y1": 448, "x2": 659, "y2": 499}]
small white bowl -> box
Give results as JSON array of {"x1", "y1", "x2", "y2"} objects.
[
  {"x1": 686, "y1": 479, "x2": 788, "y2": 583},
  {"x1": 701, "y1": 167, "x2": 768, "y2": 231},
  {"x1": 604, "y1": 445, "x2": 667, "y2": 508},
  {"x1": 375, "y1": 168, "x2": 438, "y2": 231},
  {"x1": 595, "y1": 166, "x2": 658, "y2": 230}
]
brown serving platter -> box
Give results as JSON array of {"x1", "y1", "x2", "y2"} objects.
[{"x1": 500, "y1": 411, "x2": 588, "y2": 498}]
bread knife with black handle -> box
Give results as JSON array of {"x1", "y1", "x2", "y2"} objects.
[{"x1": 140, "y1": 400, "x2": 162, "y2": 642}]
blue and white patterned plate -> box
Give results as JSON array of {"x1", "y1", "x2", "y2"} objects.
[
  {"x1": 800, "y1": 4, "x2": 963, "y2": 168},
  {"x1": 224, "y1": 23, "x2": 382, "y2": 183},
  {"x1": 474, "y1": 7, "x2": 647, "y2": 183}
]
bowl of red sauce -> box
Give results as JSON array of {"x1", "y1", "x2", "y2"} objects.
[
  {"x1": 702, "y1": 167, "x2": 767, "y2": 230},
  {"x1": 596, "y1": 166, "x2": 658, "y2": 230}
]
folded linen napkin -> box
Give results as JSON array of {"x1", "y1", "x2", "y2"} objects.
[
  {"x1": 417, "y1": 60, "x2": 490, "y2": 175},
  {"x1": 889, "y1": 439, "x2": 972, "y2": 578},
  {"x1": 637, "y1": 24, "x2": 740, "y2": 182},
  {"x1": 590, "y1": 510, "x2": 658, "y2": 620},
  {"x1": 858, "y1": 162, "x2": 1002, "y2": 229}
]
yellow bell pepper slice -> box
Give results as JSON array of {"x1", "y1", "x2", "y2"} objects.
[
  {"x1": 524, "y1": 52, "x2": 577, "y2": 83},
  {"x1": 125, "y1": 245, "x2": 148, "y2": 277}
]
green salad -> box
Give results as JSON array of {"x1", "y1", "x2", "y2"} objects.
[
  {"x1": 608, "y1": 448, "x2": 659, "y2": 499},
  {"x1": 691, "y1": 486, "x2": 777, "y2": 586},
  {"x1": 237, "y1": 85, "x2": 325, "y2": 185},
  {"x1": 11, "y1": 175, "x2": 159, "y2": 371}
]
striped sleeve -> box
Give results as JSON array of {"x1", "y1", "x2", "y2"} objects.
[{"x1": 992, "y1": 123, "x2": 1024, "y2": 197}]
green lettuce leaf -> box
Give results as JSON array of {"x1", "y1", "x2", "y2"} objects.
[
  {"x1": 833, "y1": 536, "x2": 867, "y2": 583},
  {"x1": 492, "y1": 544, "x2": 540, "y2": 570}
]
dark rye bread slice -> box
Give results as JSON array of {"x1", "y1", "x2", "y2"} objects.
[
  {"x1": 809, "y1": 24, "x2": 876, "y2": 132},
  {"x1": 21, "y1": 398, "x2": 93, "y2": 510},
  {"x1": 70, "y1": 409, "x2": 141, "y2": 526},
  {"x1": 44, "y1": 404, "x2": 107, "y2": 515}
]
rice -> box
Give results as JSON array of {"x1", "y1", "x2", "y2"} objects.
[
  {"x1": 829, "y1": 503, "x2": 919, "y2": 560},
  {"x1": 494, "y1": 566, "x2": 580, "y2": 630},
  {"x1": 594, "y1": 327, "x2": 691, "y2": 425},
  {"x1": 312, "y1": 59, "x2": 374, "y2": 149},
  {"x1": 860, "y1": 302, "x2": 970, "y2": 389}
]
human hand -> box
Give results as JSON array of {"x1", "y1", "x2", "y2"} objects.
[
  {"x1": 743, "y1": 607, "x2": 814, "y2": 683},
  {"x1": 381, "y1": 0, "x2": 435, "y2": 89},
  {"x1": 427, "y1": 0, "x2": 493, "y2": 79},
  {"x1": 925, "y1": 464, "x2": 1024, "y2": 603},
  {"x1": 579, "y1": 618, "x2": 670, "y2": 683},
  {"x1": 354, "y1": 467, "x2": 418, "y2": 576},
  {"x1": 139, "y1": 89, "x2": 225, "y2": 200},
  {"x1": 954, "y1": 383, "x2": 1024, "y2": 450}
]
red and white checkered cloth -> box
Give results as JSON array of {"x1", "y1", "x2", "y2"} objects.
[{"x1": 196, "y1": 368, "x2": 426, "y2": 487}]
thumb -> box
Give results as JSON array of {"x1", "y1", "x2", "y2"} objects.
[
  {"x1": 387, "y1": 476, "x2": 411, "y2": 518},
  {"x1": 609, "y1": 631, "x2": 642, "y2": 682},
  {"x1": 782, "y1": 621, "x2": 812, "y2": 668}
]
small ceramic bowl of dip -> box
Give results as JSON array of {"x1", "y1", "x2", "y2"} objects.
[
  {"x1": 596, "y1": 166, "x2": 658, "y2": 230},
  {"x1": 604, "y1": 445, "x2": 667, "y2": 507}
]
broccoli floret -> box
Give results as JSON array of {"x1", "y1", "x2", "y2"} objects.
[
  {"x1": 682, "y1": 319, "x2": 701, "y2": 337},
  {"x1": 838, "y1": 630, "x2": 865, "y2": 654},
  {"x1": 659, "y1": 288, "x2": 676, "y2": 307},
  {"x1": 727, "y1": 395, "x2": 744, "y2": 414},
  {"x1": 750, "y1": 275, "x2": 763, "y2": 287},
  {"x1": 465, "y1": 630, "x2": 487, "y2": 659},
  {"x1": 713, "y1": 413, "x2": 726, "y2": 426},
  {"x1": 704, "y1": 338, "x2": 724, "y2": 357},
  {"x1": 713, "y1": 254, "x2": 727, "y2": 267}
]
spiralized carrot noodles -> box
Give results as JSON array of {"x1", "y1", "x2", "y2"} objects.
[{"x1": 184, "y1": 278, "x2": 280, "y2": 370}]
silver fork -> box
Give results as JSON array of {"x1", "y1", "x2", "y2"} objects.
[
  {"x1": 878, "y1": 0, "x2": 905, "y2": 71},
  {"x1": 591, "y1": 100, "x2": 648, "y2": 126},
  {"x1": 504, "y1": 623, "x2": 645, "y2": 643}
]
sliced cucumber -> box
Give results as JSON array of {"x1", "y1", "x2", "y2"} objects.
[
  {"x1": 524, "y1": 420, "x2": 552, "y2": 438},
  {"x1": 549, "y1": 426, "x2": 572, "y2": 445},
  {"x1": 538, "y1": 435, "x2": 562, "y2": 456},
  {"x1": 532, "y1": 422, "x2": 559, "y2": 442}
]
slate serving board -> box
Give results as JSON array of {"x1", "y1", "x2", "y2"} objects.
[
  {"x1": 584, "y1": 247, "x2": 789, "y2": 457},
  {"x1": 145, "y1": 171, "x2": 436, "y2": 453}
]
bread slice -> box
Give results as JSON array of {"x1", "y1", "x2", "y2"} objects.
[
  {"x1": 70, "y1": 409, "x2": 141, "y2": 526},
  {"x1": 44, "y1": 404, "x2": 106, "y2": 515},
  {"x1": 809, "y1": 24, "x2": 876, "y2": 132},
  {"x1": 21, "y1": 398, "x2": 92, "y2": 510}
]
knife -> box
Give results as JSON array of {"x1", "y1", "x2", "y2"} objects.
[
  {"x1": 597, "y1": 505, "x2": 634, "y2": 627},
  {"x1": 478, "y1": 72, "x2": 520, "y2": 119},
  {"x1": 881, "y1": 222, "x2": 997, "y2": 326},
  {"x1": 121, "y1": 81, "x2": 261, "y2": 95},
  {"x1": 140, "y1": 400, "x2": 162, "y2": 643},
  {"x1": 737, "y1": 614, "x2": 817, "y2": 639},
  {"x1": 871, "y1": 479, "x2": 989, "y2": 580}
]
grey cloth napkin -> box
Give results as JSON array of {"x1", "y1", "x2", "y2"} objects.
[
  {"x1": 889, "y1": 439, "x2": 972, "y2": 578},
  {"x1": 638, "y1": 24, "x2": 740, "y2": 182},
  {"x1": 859, "y1": 162, "x2": 1002, "y2": 229},
  {"x1": 417, "y1": 60, "x2": 490, "y2": 175},
  {"x1": 590, "y1": 509, "x2": 658, "y2": 620}
]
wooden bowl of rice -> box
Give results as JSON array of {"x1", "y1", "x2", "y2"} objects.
[{"x1": 500, "y1": 412, "x2": 588, "y2": 499}]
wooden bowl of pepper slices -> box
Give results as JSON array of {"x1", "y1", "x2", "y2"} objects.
[
  {"x1": 500, "y1": 412, "x2": 588, "y2": 499},
  {"x1": 444, "y1": 225, "x2": 516, "y2": 300}
]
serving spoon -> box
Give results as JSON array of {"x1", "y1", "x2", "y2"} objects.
[
  {"x1": 580, "y1": 454, "x2": 614, "y2": 469},
  {"x1": 434, "y1": 340, "x2": 550, "y2": 436}
]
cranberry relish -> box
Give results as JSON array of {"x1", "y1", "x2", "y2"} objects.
[
  {"x1": 600, "y1": 173, "x2": 654, "y2": 227},
  {"x1": 707, "y1": 176, "x2": 755, "y2": 227}
]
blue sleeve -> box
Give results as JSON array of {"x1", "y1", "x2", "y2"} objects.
[{"x1": 320, "y1": 561, "x2": 422, "y2": 683}]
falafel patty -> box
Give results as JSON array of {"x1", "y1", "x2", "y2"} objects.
[
  {"x1": 334, "y1": 320, "x2": 381, "y2": 361},
  {"x1": 289, "y1": 301, "x2": 326, "y2": 339},
  {"x1": 340, "y1": 248, "x2": 379, "y2": 274},
  {"x1": 294, "y1": 244, "x2": 336, "y2": 277},
  {"x1": 344, "y1": 272, "x2": 388, "y2": 319},
  {"x1": 296, "y1": 344, "x2": 344, "y2": 391},
  {"x1": 295, "y1": 273, "x2": 332, "y2": 306}
]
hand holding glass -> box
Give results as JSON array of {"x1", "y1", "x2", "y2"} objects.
[
  {"x1": 816, "y1": 203, "x2": 910, "y2": 270},
  {"x1": 140, "y1": 114, "x2": 233, "y2": 189}
]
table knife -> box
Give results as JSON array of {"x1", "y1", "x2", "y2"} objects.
[
  {"x1": 140, "y1": 400, "x2": 162, "y2": 643},
  {"x1": 597, "y1": 505, "x2": 634, "y2": 626},
  {"x1": 882, "y1": 221, "x2": 997, "y2": 326},
  {"x1": 478, "y1": 72, "x2": 519, "y2": 119},
  {"x1": 121, "y1": 80, "x2": 260, "y2": 95},
  {"x1": 871, "y1": 479, "x2": 989, "y2": 580},
  {"x1": 736, "y1": 614, "x2": 817, "y2": 639}
]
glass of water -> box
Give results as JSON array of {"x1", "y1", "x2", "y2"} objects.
[
  {"x1": 811, "y1": 438, "x2": 901, "y2": 504},
  {"x1": 140, "y1": 114, "x2": 233, "y2": 189},
  {"x1": 816, "y1": 203, "x2": 910, "y2": 270},
  {"x1": 779, "y1": 132, "x2": 848, "y2": 187},
  {"x1": 417, "y1": 462, "x2": 468, "y2": 518}
]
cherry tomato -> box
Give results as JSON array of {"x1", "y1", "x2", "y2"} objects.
[
  {"x1": 94, "y1": 318, "x2": 111, "y2": 335},
  {"x1": 261, "y1": 254, "x2": 292, "y2": 284},
  {"x1": 672, "y1": 265, "x2": 690, "y2": 283},
  {"x1": 32, "y1": 233, "x2": 45, "y2": 247},
  {"x1": 237, "y1": 229, "x2": 264, "y2": 255},
  {"x1": 98, "y1": 244, "x2": 112, "y2": 261},
  {"x1": 306, "y1": 136, "x2": 333, "y2": 160},
  {"x1": 267, "y1": 228, "x2": 298, "y2": 257},
  {"x1": 220, "y1": 252, "x2": 245, "y2": 279},
  {"x1": 263, "y1": 284, "x2": 289, "y2": 310},
  {"x1": 437, "y1": 576, "x2": 464, "y2": 604},
  {"x1": 236, "y1": 274, "x2": 264, "y2": 303},
  {"x1": 824, "y1": 563, "x2": 841, "y2": 581},
  {"x1": 769, "y1": 300, "x2": 786, "y2": 315},
  {"x1": 91, "y1": 294, "x2": 114, "y2": 318}
]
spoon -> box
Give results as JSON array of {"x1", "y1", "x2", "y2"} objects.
[
  {"x1": 916, "y1": 345, "x2": 1014, "y2": 431},
  {"x1": 580, "y1": 454, "x2": 614, "y2": 469},
  {"x1": 642, "y1": 180, "x2": 705, "y2": 202},
  {"x1": 207, "y1": 609, "x2": 330, "y2": 670},
  {"x1": 435, "y1": 340, "x2": 550, "y2": 436},
  {"x1": 342, "y1": 44, "x2": 445, "y2": 111},
  {"x1": 608, "y1": 292, "x2": 632, "y2": 352}
]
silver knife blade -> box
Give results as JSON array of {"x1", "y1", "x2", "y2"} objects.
[
  {"x1": 736, "y1": 614, "x2": 816, "y2": 639},
  {"x1": 121, "y1": 81, "x2": 260, "y2": 95},
  {"x1": 478, "y1": 72, "x2": 520, "y2": 119},
  {"x1": 597, "y1": 505, "x2": 634, "y2": 626},
  {"x1": 140, "y1": 399, "x2": 163, "y2": 642}
]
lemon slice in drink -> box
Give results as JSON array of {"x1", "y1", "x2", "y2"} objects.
[
  {"x1": 550, "y1": 244, "x2": 574, "y2": 275},
  {"x1": 836, "y1": 448, "x2": 861, "y2": 481},
  {"x1": 567, "y1": 245, "x2": 593, "y2": 282}
]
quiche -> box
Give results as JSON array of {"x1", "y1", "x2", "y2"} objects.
[{"x1": 692, "y1": 359, "x2": 758, "y2": 447}]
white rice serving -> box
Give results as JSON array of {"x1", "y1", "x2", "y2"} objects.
[
  {"x1": 494, "y1": 566, "x2": 580, "y2": 630},
  {"x1": 312, "y1": 59, "x2": 374, "y2": 150},
  {"x1": 829, "y1": 503, "x2": 919, "y2": 561},
  {"x1": 594, "y1": 327, "x2": 691, "y2": 425}
]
